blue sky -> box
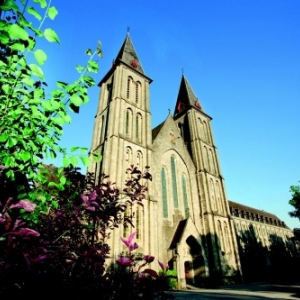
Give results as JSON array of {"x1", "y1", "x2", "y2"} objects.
[{"x1": 26, "y1": 0, "x2": 300, "y2": 229}]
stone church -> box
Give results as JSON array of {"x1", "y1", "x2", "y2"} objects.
[{"x1": 89, "y1": 34, "x2": 296, "y2": 287}]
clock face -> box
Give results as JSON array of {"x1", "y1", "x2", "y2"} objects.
[
  {"x1": 176, "y1": 101, "x2": 185, "y2": 113},
  {"x1": 131, "y1": 59, "x2": 138, "y2": 68},
  {"x1": 195, "y1": 101, "x2": 201, "y2": 109}
]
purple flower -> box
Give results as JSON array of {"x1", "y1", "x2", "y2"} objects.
[
  {"x1": 0, "y1": 165, "x2": 5, "y2": 169},
  {"x1": 121, "y1": 232, "x2": 138, "y2": 251},
  {"x1": 116, "y1": 256, "x2": 133, "y2": 266},
  {"x1": 129, "y1": 242, "x2": 139, "y2": 251},
  {"x1": 144, "y1": 255, "x2": 155, "y2": 263},
  {"x1": 5, "y1": 227, "x2": 40, "y2": 237},
  {"x1": 10, "y1": 200, "x2": 36, "y2": 212},
  {"x1": 158, "y1": 261, "x2": 169, "y2": 272}
]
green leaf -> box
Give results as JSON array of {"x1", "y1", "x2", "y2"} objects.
[
  {"x1": 28, "y1": 37, "x2": 36, "y2": 50},
  {"x1": 59, "y1": 175, "x2": 66, "y2": 185},
  {"x1": 8, "y1": 24, "x2": 29, "y2": 40},
  {"x1": 47, "y1": 6, "x2": 58, "y2": 20},
  {"x1": 0, "y1": 20, "x2": 7, "y2": 30},
  {"x1": 1, "y1": 84, "x2": 11, "y2": 94},
  {"x1": 70, "y1": 146, "x2": 79, "y2": 153},
  {"x1": 41, "y1": 101, "x2": 52, "y2": 111},
  {"x1": 63, "y1": 156, "x2": 70, "y2": 167},
  {"x1": 70, "y1": 94, "x2": 83, "y2": 106},
  {"x1": 3, "y1": 156, "x2": 15, "y2": 168},
  {"x1": 20, "y1": 151, "x2": 31, "y2": 162},
  {"x1": 6, "y1": 137, "x2": 17, "y2": 147},
  {"x1": 92, "y1": 152, "x2": 102, "y2": 163},
  {"x1": 0, "y1": 32, "x2": 10, "y2": 44},
  {"x1": 51, "y1": 200, "x2": 59, "y2": 209},
  {"x1": 48, "y1": 182, "x2": 59, "y2": 188},
  {"x1": 9, "y1": 42, "x2": 25, "y2": 52},
  {"x1": 85, "y1": 48, "x2": 93, "y2": 55},
  {"x1": 87, "y1": 60, "x2": 99, "y2": 73},
  {"x1": 79, "y1": 147, "x2": 88, "y2": 153},
  {"x1": 29, "y1": 64, "x2": 44, "y2": 79},
  {"x1": 52, "y1": 117, "x2": 64, "y2": 126},
  {"x1": 76, "y1": 64, "x2": 84, "y2": 73},
  {"x1": 44, "y1": 28, "x2": 60, "y2": 44},
  {"x1": 80, "y1": 156, "x2": 91, "y2": 167},
  {"x1": 33, "y1": 0, "x2": 47, "y2": 8},
  {"x1": 0, "y1": 0, "x2": 19, "y2": 12},
  {"x1": 58, "y1": 111, "x2": 71, "y2": 123},
  {"x1": 31, "y1": 155, "x2": 38, "y2": 165},
  {"x1": 49, "y1": 99, "x2": 60, "y2": 110},
  {"x1": 0, "y1": 133, "x2": 8, "y2": 142},
  {"x1": 70, "y1": 156, "x2": 78, "y2": 167},
  {"x1": 27, "y1": 6, "x2": 42, "y2": 21},
  {"x1": 34, "y1": 49, "x2": 47, "y2": 65},
  {"x1": 82, "y1": 75, "x2": 95, "y2": 87},
  {"x1": 56, "y1": 81, "x2": 68, "y2": 89}
]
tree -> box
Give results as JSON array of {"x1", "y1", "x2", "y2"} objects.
[
  {"x1": 0, "y1": 0, "x2": 101, "y2": 217},
  {"x1": 0, "y1": 2, "x2": 175, "y2": 298},
  {"x1": 289, "y1": 183, "x2": 300, "y2": 220}
]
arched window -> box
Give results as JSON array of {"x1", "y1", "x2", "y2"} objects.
[
  {"x1": 170, "y1": 156, "x2": 178, "y2": 208},
  {"x1": 125, "y1": 146, "x2": 133, "y2": 165},
  {"x1": 100, "y1": 115, "x2": 105, "y2": 143},
  {"x1": 123, "y1": 202, "x2": 131, "y2": 237},
  {"x1": 182, "y1": 174, "x2": 189, "y2": 218},
  {"x1": 218, "y1": 220, "x2": 224, "y2": 252},
  {"x1": 136, "y1": 206, "x2": 142, "y2": 239},
  {"x1": 135, "y1": 113, "x2": 142, "y2": 142},
  {"x1": 137, "y1": 151, "x2": 143, "y2": 170},
  {"x1": 136, "y1": 81, "x2": 141, "y2": 103},
  {"x1": 161, "y1": 168, "x2": 168, "y2": 218},
  {"x1": 224, "y1": 222, "x2": 230, "y2": 252},
  {"x1": 127, "y1": 77, "x2": 132, "y2": 99},
  {"x1": 203, "y1": 120, "x2": 211, "y2": 144},
  {"x1": 203, "y1": 146, "x2": 209, "y2": 171},
  {"x1": 209, "y1": 148, "x2": 216, "y2": 174},
  {"x1": 215, "y1": 181, "x2": 222, "y2": 213},
  {"x1": 125, "y1": 108, "x2": 133, "y2": 137},
  {"x1": 210, "y1": 178, "x2": 216, "y2": 211},
  {"x1": 198, "y1": 118, "x2": 204, "y2": 140}
]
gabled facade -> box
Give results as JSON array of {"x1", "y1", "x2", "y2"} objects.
[{"x1": 89, "y1": 34, "x2": 295, "y2": 287}]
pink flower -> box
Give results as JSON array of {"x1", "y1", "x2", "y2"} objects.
[
  {"x1": 10, "y1": 200, "x2": 36, "y2": 212},
  {"x1": 116, "y1": 256, "x2": 133, "y2": 266}
]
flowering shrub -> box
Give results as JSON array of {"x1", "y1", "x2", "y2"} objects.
[
  {"x1": 102, "y1": 232, "x2": 175, "y2": 299},
  {"x1": 0, "y1": 166, "x2": 175, "y2": 299}
]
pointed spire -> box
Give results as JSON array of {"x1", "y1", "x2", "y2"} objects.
[
  {"x1": 174, "y1": 75, "x2": 203, "y2": 116},
  {"x1": 115, "y1": 34, "x2": 145, "y2": 74}
]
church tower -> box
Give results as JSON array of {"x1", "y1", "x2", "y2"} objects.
[
  {"x1": 173, "y1": 75, "x2": 242, "y2": 281},
  {"x1": 89, "y1": 34, "x2": 156, "y2": 257}
]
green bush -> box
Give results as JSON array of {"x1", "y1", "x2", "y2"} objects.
[{"x1": 159, "y1": 269, "x2": 178, "y2": 290}]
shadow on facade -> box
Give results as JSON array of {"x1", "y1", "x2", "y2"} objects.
[
  {"x1": 169, "y1": 232, "x2": 242, "y2": 289},
  {"x1": 236, "y1": 224, "x2": 299, "y2": 283}
]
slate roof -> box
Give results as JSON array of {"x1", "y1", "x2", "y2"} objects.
[
  {"x1": 169, "y1": 219, "x2": 188, "y2": 249},
  {"x1": 99, "y1": 34, "x2": 151, "y2": 85},
  {"x1": 152, "y1": 121, "x2": 164, "y2": 142},
  {"x1": 174, "y1": 75, "x2": 203, "y2": 117},
  {"x1": 115, "y1": 34, "x2": 145, "y2": 74},
  {"x1": 228, "y1": 200, "x2": 288, "y2": 228}
]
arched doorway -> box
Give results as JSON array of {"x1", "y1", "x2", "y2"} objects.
[{"x1": 186, "y1": 236, "x2": 205, "y2": 286}]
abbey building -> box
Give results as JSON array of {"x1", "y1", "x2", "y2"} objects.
[{"x1": 89, "y1": 34, "x2": 296, "y2": 287}]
